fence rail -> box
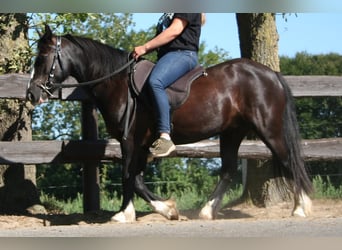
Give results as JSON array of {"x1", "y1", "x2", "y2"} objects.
[{"x1": 0, "y1": 138, "x2": 341, "y2": 165}]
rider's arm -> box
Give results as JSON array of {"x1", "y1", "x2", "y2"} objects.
[{"x1": 133, "y1": 17, "x2": 188, "y2": 59}]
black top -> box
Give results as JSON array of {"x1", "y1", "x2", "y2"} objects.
[{"x1": 156, "y1": 13, "x2": 202, "y2": 59}]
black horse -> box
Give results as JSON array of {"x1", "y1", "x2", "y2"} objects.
[{"x1": 27, "y1": 25, "x2": 312, "y2": 222}]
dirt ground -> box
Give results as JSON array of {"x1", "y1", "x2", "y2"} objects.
[{"x1": 0, "y1": 199, "x2": 342, "y2": 229}]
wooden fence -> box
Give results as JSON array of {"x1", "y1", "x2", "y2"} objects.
[{"x1": 1, "y1": 74, "x2": 342, "y2": 211}]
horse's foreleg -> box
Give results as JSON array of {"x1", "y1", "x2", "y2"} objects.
[
  {"x1": 111, "y1": 174, "x2": 136, "y2": 223},
  {"x1": 111, "y1": 140, "x2": 137, "y2": 223},
  {"x1": 111, "y1": 200, "x2": 136, "y2": 223},
  {"x1": 135, "y1": 173, "x2": 179, "y2": 220}
]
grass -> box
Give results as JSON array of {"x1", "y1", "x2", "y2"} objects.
[
  {"x1": 40, "y1": 176, "x2": 342, "y2": 214},
  {"x1": 312, "y1": 175, "x2": 342, "y2": 199}
]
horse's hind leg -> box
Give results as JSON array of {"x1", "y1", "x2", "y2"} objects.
[
  {"x1": 256, "y1": 133, "x2": 312, "y2": 217},
  {"x1": 199, "y1": 131, "x2": 243, "y2": 220},
  {"x1": 256, "y1": 121, "x2": 312, "y2": 217},
  {"x1": 292, "y1": 190, "x2": 312, "y2": 217}
]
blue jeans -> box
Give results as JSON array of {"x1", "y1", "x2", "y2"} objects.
[{"x1": 148, "y1": 50, "x2": 198, "y2": 134}]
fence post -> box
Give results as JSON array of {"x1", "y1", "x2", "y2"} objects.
[{"x1": 81, "y1": 100, "x2": 100, "y2": 212}]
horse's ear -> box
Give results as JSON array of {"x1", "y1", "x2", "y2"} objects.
[
  {"x1": 38, "y1": 24, "x2": 53, "y2": 41},
  {"x1": 37, "y1": 28, "x2": 43, "y2": 38},
  {"x1": 44, "y1": 24, "x2": 53, "y2": 39}
]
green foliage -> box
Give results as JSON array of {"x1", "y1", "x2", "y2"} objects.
[
  {"x1": 40, "y1": 184, "x2": 244, "y2": 214},
  {"x1": 0, "y1": 13, "x2": 31, "y2": 74},
  {"x1": 40, "y1": 192, "x2": 84, "y2": 214},
  {"x1": 32, "y1": 101, "x2": 82, "y2": 140},
  {"x1": 295, "y1": 97, "x2": 342, "y2": 139},
  {"x1": 143, "y1": 157, "x2": 220, "y2": 200},
  {"x1": 28, "y1": 13, "x2": 133, "y2": 47},
  {"x1": 280, "y1": 52, "x2": 342, "y2": 139},
  {"x1": 39, "y1": 192, "x2": 64, "y2": 213},
  {"x1": 312, "y1": 175, "x2": 342, "y2": 199},
  {"x1": 2, "y1": 46, "x2": 32, "y2": 74},
  {"x1": 280, "y1": 52, "x2": 342, "y2": 76},
  {"x1": 37, "y1": 164, "x2": 82, "y2": 200},
  {"x1": 199, "y1": 42, "x2": 230, "y2": 67},
  {"x1": 40, "y1": 177, "x2": 342, "y2": 214},
  {"x1": 280, "y1": 52, "x2": 342, "y2": 191},
  {"x1": 99, "y1": 163, "x2": 122, "y2": 197}
]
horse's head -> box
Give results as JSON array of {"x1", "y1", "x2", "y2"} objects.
[{"x1": 27, "y1": 25, "x2": 70, "y2": 105}]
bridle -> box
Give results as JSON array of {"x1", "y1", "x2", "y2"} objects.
[
  {"x1": 30, "y1": 35, "x2": 135, "y2": 97},
  {"x1": 29, "y1": 35, "x2": 137, "y2": 141},
  {"x1": 40, "y1": 35, "x2": 63, "y2": 97}
]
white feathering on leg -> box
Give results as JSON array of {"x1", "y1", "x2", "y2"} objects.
[
  {"x1": 199, "y1": 199, "x2": 215, "y2": 220},
  {"x1": 111, "y1": 200, "x2": 136, "y2": 223}
]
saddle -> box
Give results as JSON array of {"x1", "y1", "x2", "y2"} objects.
[{"x1": 130, "y1": 60, "x2": 207, "y2": 110}]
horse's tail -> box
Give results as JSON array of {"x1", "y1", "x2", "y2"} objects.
[{"x1": 276, "y1": 72, "x2": 313, "y2": 195}]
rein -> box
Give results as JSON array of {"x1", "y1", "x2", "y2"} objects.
[{"x1": 51, "y1": 58, "x2": 136, "y2": 88}]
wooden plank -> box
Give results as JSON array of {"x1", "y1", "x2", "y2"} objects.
[
  {"x1": 174, "y1": 138, "x2": 342, "y2": 161},
  {"x1": 0, "y1": 140, "x2": 122, "y2": 164},
  {"x1": 1, "y1": 138, "x2": 341, "y2": 164},
  {"x1": 1, "y1": 74, "x2": 342, "y2": 99},
  {"x1": 301, "y1": 138, "x2": 342, "y2": 161},
  {"x1": 0, "y1": 74, "x2": 29, "y2": 99},
  {"x1": 285, "y1": 75, "x2": 342, "y2": 97},
  {"x1": 0, "y1": 74, "x2": 87, "y2": 100}
]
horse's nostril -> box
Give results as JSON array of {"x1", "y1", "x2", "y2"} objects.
[
  {"x1": 27, "y1": 92, "x2": 33, "y2": 101},
  {"x1": 27, "y1": 91, "x2": 36, "y2": 103}
]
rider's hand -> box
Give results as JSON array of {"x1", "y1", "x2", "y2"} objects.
[{"x1": 133, "y1": 45, "x2": 147, "y2": 60}]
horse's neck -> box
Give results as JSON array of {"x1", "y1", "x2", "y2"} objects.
[
  {"x1": 69, "y1": 45, "x2": 128, "y2": 84},
  {"x1": 65, "y1": 41, "x2": 130, "y2": 136},
  {"x1": 69, "y1": 52, "x2": 91, "y2": 83}
]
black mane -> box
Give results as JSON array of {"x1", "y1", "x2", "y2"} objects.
[{"x1": 63, "y1": 34, "x2": 129, "y2": 76}]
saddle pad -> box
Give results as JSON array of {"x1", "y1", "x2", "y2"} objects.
[
  {"x1": 166, "y1": 65, "x2": 206, "y2": 109},
  {"x1": 132, "y1": 60, "x2": 206, "y2": 109}
]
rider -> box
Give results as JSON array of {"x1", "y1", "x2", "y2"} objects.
[{"x1": 133, "y1": 13, "x2": 204, "y2": 157}]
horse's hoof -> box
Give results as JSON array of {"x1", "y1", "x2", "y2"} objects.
[
  {"x1": 292, "y1": 191, "x2": 312, "y2": 217},
  {"x1": 292, "y1": 207, "x2": 307, "y2": 217},
  {"x1": 111, "y1": 211, "x2": 136, "y2": 223},
  {"x1": 151, "y1": 199, "x2": 179, "y2": 220},
  {"x1": 164, "y1": 199, "x2": 179, "y2": 220},
  {"x1": 292, "y1": 202, "x2": 312, "y2": 218},
  {"x1": 199, "y1": 200, "x2": 215, "y2": 220},
  {"x1": 111, "y1": 201, "x2": 136, "y2": 223}
]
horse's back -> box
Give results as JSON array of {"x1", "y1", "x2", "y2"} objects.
[
  {"x1": 203, "y1": 58, "x2": 285, "y2": 98},
  {"x1": 206, "y1": 58, "x2": 279, "y2": 79},
  {"x1": 172, "y1": 58, "x2": 287, "y2": 143}
]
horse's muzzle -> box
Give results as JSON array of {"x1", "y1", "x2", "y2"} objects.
[{"x1": 26, "y1": 87, "x2": 45, "y2": 105}]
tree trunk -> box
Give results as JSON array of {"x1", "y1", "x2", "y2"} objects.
[
  {"x1": 0, "y1": 14, "x2": 45, "y2": 214},
  {"x1": 236, "y1": 13, "x2": 292, "y2": 207},
  {"x1": 236, "y1": 13, "x2": 280, "y2": 71}
]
